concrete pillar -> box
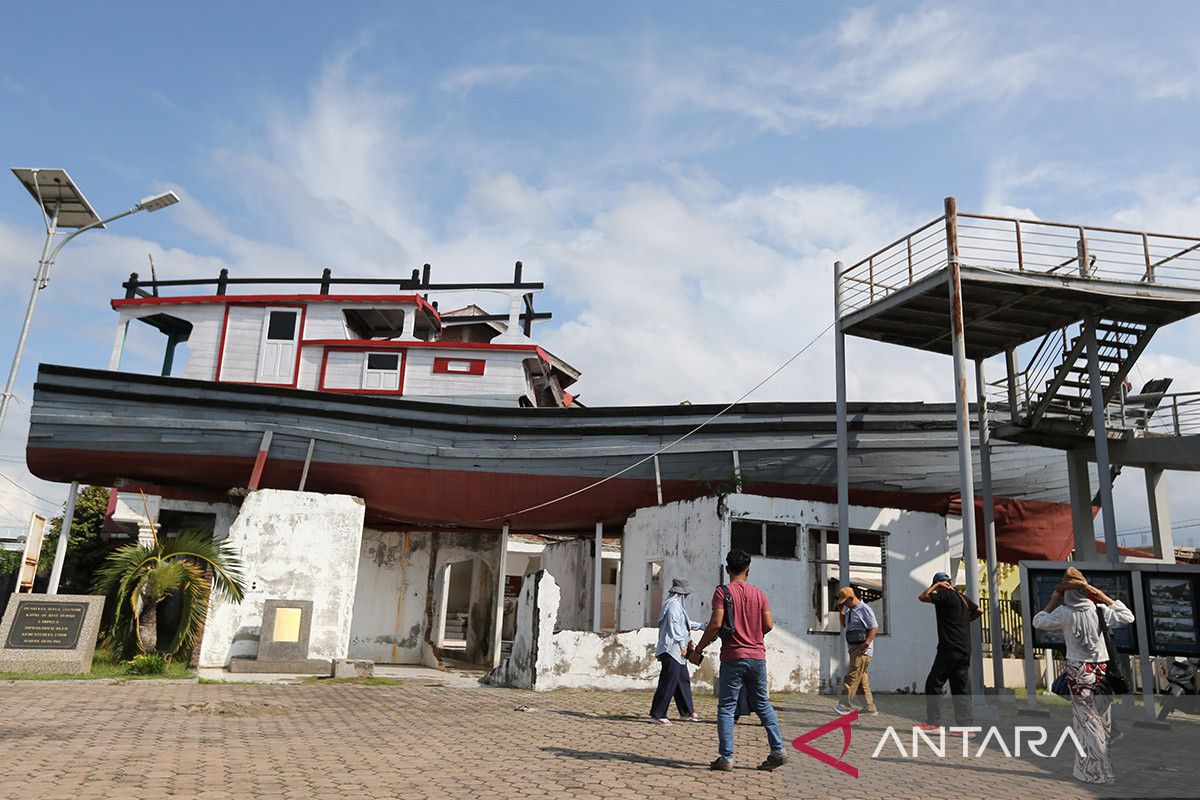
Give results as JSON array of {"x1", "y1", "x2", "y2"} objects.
[
  {"x1": 491, "y1": 524, "x2": 509, "y2": 668},
  {"x1": 592, "y1": 522, "x2": 603, "y2": 633},
  {"x1": 1145, "y1": 468, "x2": 1176, "y2": 563},
  {"x1": 1067, "y1": 451, "x2": 1098, "y2": 560}
]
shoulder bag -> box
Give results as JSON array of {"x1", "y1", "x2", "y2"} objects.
[{"x1": 1095, "y1": 605, "x2": 1131, "y2": 695}]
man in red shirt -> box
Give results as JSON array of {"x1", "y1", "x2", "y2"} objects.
[{"x1": 692, "y1": 549, "x2": 787, "y2": 771}]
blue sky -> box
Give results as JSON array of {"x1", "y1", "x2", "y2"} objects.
[{"x1": 3, "y1": 2, "x2": 1200, "y2": 543}]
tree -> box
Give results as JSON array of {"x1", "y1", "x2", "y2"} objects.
[
  {"x1": 38, "y1": 485, "x2": 112, "y2": 591},
  {"x1": 93, "y1": 529, "x2": 246, "y2": 657}
]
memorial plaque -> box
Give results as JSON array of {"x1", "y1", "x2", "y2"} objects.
[
  {"x1": 0, "y1": 594, "x2": 105, "y2": 675},
  {"x1": 6, "y1": 601, "x2": 87, "y2": 650}
]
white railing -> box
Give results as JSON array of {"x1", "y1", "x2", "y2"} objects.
[{"x1": 838, "y1": 203, "x2": 1200, "y2": 317}]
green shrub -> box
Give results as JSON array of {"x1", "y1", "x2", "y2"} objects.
[{"x1": 127, "y1": 652, "x2": 168, "y2": 675}]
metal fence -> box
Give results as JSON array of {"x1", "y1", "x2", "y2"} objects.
[
  {"x1": 837, "y1": 203, "x2": 1200, "y2": 318},
  {"x1": 980, "y1": 598, "x2": 1039, "y2": 659}
]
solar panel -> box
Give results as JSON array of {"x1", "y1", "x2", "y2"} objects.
[{"x1": 10, "y1": 168, "x2": 103, "y2": 229}]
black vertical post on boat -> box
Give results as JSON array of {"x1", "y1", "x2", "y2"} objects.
[
  {"x1": 833, "y1": 260, "x2": 851, "y2": 594},
  {"x1": 421, "y1": 263, "x2": 431, "y2": 287},
  {"x1": 216, "y1": 268, "x2": 229, "y2": 296},
  {"x1": 320, "y1": 267, "x2": 332, "y2": 294},
  {"x1": 125, "y1": 272, "x2": 139, "y2": 299},
  {"x1": 513, "y1": 261, "x2": 523, "y2": 284}
]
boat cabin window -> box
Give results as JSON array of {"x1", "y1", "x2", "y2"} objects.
[
  {"x1": 808, "y1": 528, "x2": 888, "y2": 634},
  {"x1": 362, "y1": 351, "x2": 402, "y2": 391},
  {"x1": 343, "y1": 308, "x2": 406, "y2": 339},
  {"x1": 266, "y1": 310, "x2": 298, "y2": 341}
]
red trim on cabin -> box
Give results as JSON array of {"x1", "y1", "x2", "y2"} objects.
[
  {"x1": 432, "y1": 357, "x2": 485, "y2": 376},
  {"x1": 302, "y1": 338, "x2": 548, "y2": 360},
  {"x1": 317, "y1": 345, "x2": 408, "y2": 395},
  {"x1": 112, "y1": 293, "x2": 441, "y2": 323}
]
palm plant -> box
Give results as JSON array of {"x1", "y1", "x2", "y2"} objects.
[{"x1": 93, "y1": 529, "x2": 246, "y2": 657}]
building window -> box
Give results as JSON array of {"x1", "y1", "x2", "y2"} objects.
[
  {"x1": 729, "y1": 519, "x2": 799, "y2": 560},
  {"x1": 730, "y1": 520, "x2": 763, "y2": 556},
  {"x1": 808, "y1": 528, "x2": 887, "y2": 634}
]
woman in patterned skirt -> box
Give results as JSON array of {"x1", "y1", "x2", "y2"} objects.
[{"x1": 1033, "y1": 567, "x2": 1134, "y2": 784}]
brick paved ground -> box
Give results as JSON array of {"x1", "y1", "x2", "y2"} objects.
[{"x1": 1, "y1": 678, "x2": 1197, "y2": 799}]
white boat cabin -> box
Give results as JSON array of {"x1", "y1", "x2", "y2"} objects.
[{"x1": 108, "y1": 266, "x2": 580, "y2": 408}]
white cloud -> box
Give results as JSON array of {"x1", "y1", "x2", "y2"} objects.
[{"x1": 439, "y1": 64, "x2": 545, "y2": 93}]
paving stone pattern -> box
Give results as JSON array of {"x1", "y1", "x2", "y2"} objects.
[{"x1": 0, "y1": 680, "x2": 1196, "y2": 799}]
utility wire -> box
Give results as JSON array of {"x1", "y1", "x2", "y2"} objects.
[
  {"x1": 476, "y1": 319, "x2": 836, "y2": 524},
  {"x1": 0, "y1": 471, "x2": 62, "y2": 507}
]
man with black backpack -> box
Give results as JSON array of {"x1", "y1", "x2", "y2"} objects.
[{"x1": 691, "y1": 549, "x2": 787, "y2": 772}]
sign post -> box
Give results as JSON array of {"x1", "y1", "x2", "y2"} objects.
[{"x1": 17, "y1": 514, "x2": 46, "y2": 592}]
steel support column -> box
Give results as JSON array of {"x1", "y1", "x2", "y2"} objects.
[
  {"x1": 1082, "y1": 311, "x2": 1119, "y2": 563},
  {"x1": 833, "y1": 260, "x2": 850, "y2": 589},
  {"x1": 1066, "y1": 451, "x2": 1098, "y2": 560},
  {"x1": 975, "y1": 359, "x2": 1004, "y2": 690},
  {"x1": 1145, "y1": 468, "x2": 1175, "y2": 562},
  {"x1": 946, "y1": 198, "x2": 984, "y2": 697}
]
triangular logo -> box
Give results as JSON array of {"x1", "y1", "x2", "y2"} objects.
[{"x1": 791, "y1": 709, "x2": 858, "y2": 777}]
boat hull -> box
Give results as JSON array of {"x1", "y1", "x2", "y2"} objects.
[{"x1": 26, "y1": 365, "x2": 1077, "y2": 560}]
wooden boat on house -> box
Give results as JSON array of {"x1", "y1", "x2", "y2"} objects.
[{"x1": 24, "y1": 267, "x2": 1078, "y2": 561}]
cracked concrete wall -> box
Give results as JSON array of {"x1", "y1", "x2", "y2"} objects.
[
  {"x1": 197, "y1": 490, "x2": 365, "y2": 668},
  {"x1": 541, "y1": 538, "x2": 593, "y2": 630},
  {"x1": 348, "y1": 529, "x2": 430, "y2": 663}
]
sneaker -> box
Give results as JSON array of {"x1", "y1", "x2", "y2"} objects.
[
  {"x1": 709, "y1": 757, "x2": 733, "y2": 771},
  {"x1": 651, "y1": 717, "x2": 672, "y2": 725},
  {"x1": 757, "y1": 752, "x2": 788, "y2": 771},
  {"x1": 833, "y1": 703, "x2": 854, "y2": 715},
  {"x1": 865, "y1": 710, "x2": 879, "y2": 716},
  {"x1": 914, "y1": 722, "x2": 942, "y2": 732},
  {"x1": 684, "y1": 714, "x2": 701, "y2": 722}
]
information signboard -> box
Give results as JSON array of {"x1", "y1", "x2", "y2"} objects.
[
  {"x1": 1145, "y1": 573, "x2": 1200, "y2": 657},
  {"x1": 1027, "y1": 567, "x2": 1138, "y2": 654}
]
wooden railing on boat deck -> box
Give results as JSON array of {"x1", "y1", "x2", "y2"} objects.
[
  {"x1": 837, "y1": 204, "x2": 1200, "y2": 318},
  {"x1": 121, "y1": 262, "x2": 554, "y2": 331}
]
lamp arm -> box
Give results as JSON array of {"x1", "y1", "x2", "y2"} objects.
[{"x1": 46, "y1": 205, "x2": 144, "y2": 264}]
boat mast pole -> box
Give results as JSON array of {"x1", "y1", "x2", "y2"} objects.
[{"x1": 833, "y1": 261, "x2": 851, "y2": 592}]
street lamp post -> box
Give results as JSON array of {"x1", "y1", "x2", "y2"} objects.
[{"x1": 6, "y1": 168, "x2": 180, "y2": 594}]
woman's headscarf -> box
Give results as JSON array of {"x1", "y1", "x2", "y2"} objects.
[{"x1": 1057, "y1": 567, "x2": 1100, "y2": 650}]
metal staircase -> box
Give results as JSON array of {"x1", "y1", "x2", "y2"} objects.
[{"x1": 999, "y1": 318, "x2": 1158, "y2": 434}]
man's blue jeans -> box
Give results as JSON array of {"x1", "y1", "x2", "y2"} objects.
[{"x1": 717, "y1": 658, "x2": 785, "y2": 761}]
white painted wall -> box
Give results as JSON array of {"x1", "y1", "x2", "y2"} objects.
[
  {"x1": 218, "y1": 306, "x2": 267, "y2": 382},
  {"x1": 617, "y1": 494, "x2": 951, "y2": 693},
  {"x1": 197, "y1": 490, "x2": 365, "y2": 667},
  {"x1": 402, "y1": 349, "x2": 532, "y2": 400},
  {"x1": 347, "y1": 529, "x2": 431, "y2": 663}
]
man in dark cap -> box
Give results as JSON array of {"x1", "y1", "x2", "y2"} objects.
[
  {"x1": 917, "y1": 570, "x2": 982, "y2": 731},
  {"x1": 650, "y1": 577, "x2": 705, "y2": 724}
]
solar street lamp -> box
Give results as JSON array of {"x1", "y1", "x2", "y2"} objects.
[
  {"x1": 1, "y1": 169, "x2": 181, "y2": 434},
  {"x1": 6, "y1": 169, "x2": 179, "y2": 595}
]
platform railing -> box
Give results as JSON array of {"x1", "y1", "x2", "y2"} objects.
[{"x1": 838, "y1": 202, "x2": 1200, "y2": 317}]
